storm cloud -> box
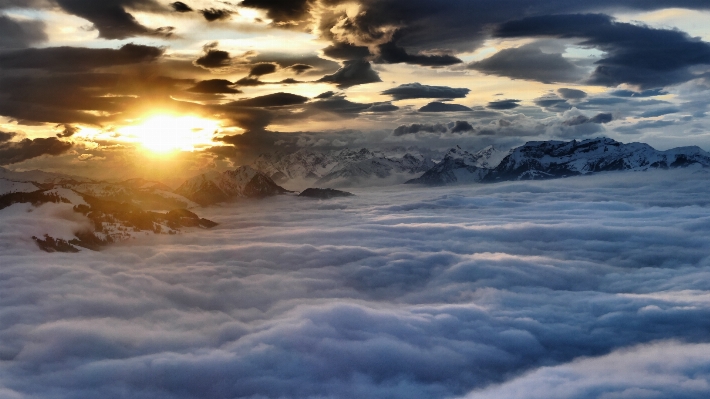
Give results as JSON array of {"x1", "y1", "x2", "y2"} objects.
[
  {"x1": 0, "y1": 14, "x2": 47, "y2": 49},
  {"x1": 494, "y1": 13, "x2": 710, "y2": 88},
  {"x1": 382, "y1": 83, "x2": 470, "y2": 101},
  {"x1": 317, "y1": 60, "x2": 382, "y2": 88},
  {"x1": 0, "y1": 136, "x2": 72, "y2": 165},
  {"x1": 470, "y1": 43, "x2": 585, "y2": 84}
]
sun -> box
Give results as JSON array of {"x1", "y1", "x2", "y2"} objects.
[{"x1": 119, "y1": 115, "x2": 221, "y2": 153}]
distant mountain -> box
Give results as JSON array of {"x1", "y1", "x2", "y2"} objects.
[
  {"x1": 406, "y1": 145, "x2": 509, "y2": 185},
  {"x1": 252, "y1": 148, "x2": 435, "y2": 189},
  {"x1": 485, "y1": 137, "x2": 710, "y2": 181},
  {"x1": 299, "y1": 188, "x2": 354, "y2": 199},
  {"x1": 175, "y1": 165, "x2": 289, "y2": 206},
  {"x1": 408, "y1": 138, "x2": 710, "y2": 185}
]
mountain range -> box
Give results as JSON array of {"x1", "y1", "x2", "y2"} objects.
[
  {"x1": 407, "y1": 137, "x2": 710, "y2": 185},
  {"x1": 2, "y1": 137, "x2": 710, "y2": 252},
  {"x1": 252, "y1": 148, "x2": 435, "y2": 189}
]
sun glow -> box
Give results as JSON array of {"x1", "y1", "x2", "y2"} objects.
[{"x1": 119, "y1": 115, "x2": 221, "y2": 153}]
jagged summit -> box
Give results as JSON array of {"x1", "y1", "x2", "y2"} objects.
[
  {"x1": 406, "y1": 145, "x2": 509, "y2": 185},
  {"x1": 486, "y1": 137, "x2": 710, "y2": 181},
  {"x1": 408, "y1": 137, "x2": 710, "y2": 185},
  {"x1": 175, "y1": 165, "x2": 288, "y2": 206}
]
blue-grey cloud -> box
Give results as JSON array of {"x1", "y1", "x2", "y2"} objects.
[
  {"x1": 487, "y1": 99, "x2": 522, "y2": 110},
  {"x1": 382, "y1": 83, "x2": 470, "y2": 101},
  {"x1": 317, "y1": 60, "x2": 382, "y2": 88},
  {"x1": 0, "y1": 14, "x2": 47, "y2": 49},
  {"x1": 419, "y1": 102, "x2": 472, "y2": 112},
  {"x1": 557, "y1": 88, "x2": 587, "y2": 100},
  {"x1": 469, "y1": 43, "x2": 586, "y2": 83},
  {"x1": 495, "y1": 13, "x2": 710, "y2": 89}
]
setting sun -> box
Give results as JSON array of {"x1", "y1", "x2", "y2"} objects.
[{"x1": 119, "y1": 115, "x2": 221, "y2": 153}]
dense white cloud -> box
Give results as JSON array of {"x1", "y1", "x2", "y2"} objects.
[{"x1": 2, "y1": 169, "x2": 710, "y2": 397}]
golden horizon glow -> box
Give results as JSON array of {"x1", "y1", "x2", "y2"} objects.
[{"x1": 118, "y1": 115, "x2": 222, "y2": 154}]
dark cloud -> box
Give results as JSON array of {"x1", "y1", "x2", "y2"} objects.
[
  {"x1": 169, "y1": 1, "x2": 193, "y2": 12},
  {"x1": 309, "y1": 94, "x2": 372, "y2": 114},
  {"x1": 317, "y1": 60, "x2": 382, "y2": 88},
  {"x1": 315, "y1": 91, "x2": 335, "y2": 99},
  {"x1": 322, "y1": 42, "x2": 372, "y2": 61},
  {"x1": 188, "y1": 79, "x2": 241, "y2": 94},
  {"x1": 451, "y1": 120, "x2": 474, "y2": 133},
  {"x1": 194, "y1": 45, "x2": 231, "y2": 69},
  {"x1": 313, "y1": 0, "x2": 710, "y2": 63},
  {"x1": 610, "y1": 88, "x2": 668, "y2": 97},
  {"x1": 249, "y1": 63, "x2": 278, "y2": 76},
  {"x1": 374, "y1": 41, "x2": 462, "y2": 67},
  {"x1": 534, "y1": 97, "x2": 572, "y2": 112},
  {"x1": 487, "y1": 99, "x2": 522, "y2": 110},
  {"x1": 616, "y1": 119, "x2": 676, "y2": 133},
  {"x1": 201, "y1": 8, "x2": 232, "y2": 21},
  {"x1": 639, "y1": 107, "x2": 680, "y2": 118},
  {"x1": 563, "y1": 112, "x2": 613, "y2": 125},
  {"x1": 0, "y1": 136, "x2": 72, "y2": 165},
  {"x1": 495, "y1": 13, "x2": 710, "y2": 89},
  {"x1": 0, "y1": 131, "x2": 16, "y2": 142},
  {"x1": 54, "y1": 0, "x2": 166, "y2": 40},
  {"x1": 287, "y1": 64, "x2": 313, "y2": 74},
  {"x1": 56, "y1": 124, "x2": 79, "y2": 138},
  {"x1": 0, "y1": 43, "x2": 165, "y2": 72},
  {"x1": 557, "y1": 88, "x2": 587, "y2": 99},
  {"x1": 0, "y1": 14, "x2": 47, "y2": 49},
  {"x1": 280, "y1": 78, "x2": 301, "y2": 84},
  {"x1": 418, "y1": 102, "x2": 472, "y2": 112},
  {"x1": 469, "y1": 43, "x2": 585, "y2": 83},
  {"x1": 229, "y1": 92, "x2": 309, "y2": 107},
  {"x1": 382, "y1": 83, "x2": 470, "y2": 101},
  {"x1": 393, "y1": 123, "x2": 448, "y2": 136},
  {"x1": 0, "y1": 63, "x2": 190, "y2": 126},
  {"x1": 239, "y1": 0, "x2": 312, "y2": 26},
  {"x1": 234, "y1": 77, "x2": 264, "y2": 86},
  {"x1": 366, "y1": 102, "x2": 399, "y2": 112}
]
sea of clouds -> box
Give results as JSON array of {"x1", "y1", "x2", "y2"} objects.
[{"x1": 2, "y1": 169, "x2": 710, "y2": 398}]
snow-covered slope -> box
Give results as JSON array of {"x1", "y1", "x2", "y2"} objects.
[
  {"x1": 406, "y1": 145, "x2": 509, "y2": 185},
  {"x1": 0, "y1": 178, "x2": 40, "y2": 195},
  {"x1": 175, "y1": 165, "x2": 288, "y2": 205},
  {"x1": 486, "y1": 137, "x2": 710, "y2": 181},
  {"x1": 0, "y1": 188, "x2": 217, "y2": 252},
  {"x1": 252, "y1": 148, "x2": 435, "y2": 189},
  {"x1": 0, "y1": 167, "x2": 91, "y2": 185}
]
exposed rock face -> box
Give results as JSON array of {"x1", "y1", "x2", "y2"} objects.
[
  {"x1": 175, "y1": 166, "x2": 289, "y2": 206},
  {"x1": 298, "y1": 188, "x2": 354, "y2": 199},
  {"x1": 406, "y1": 145, "x2": 508, "y2": 185},
  {"x1": 408, "y1": 138, "x2": 710, "y2": 185},
  {"x1": 485, "y1": 138, "x2": 710, "y2": 182}
]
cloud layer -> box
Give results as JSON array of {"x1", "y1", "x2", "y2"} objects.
[{"x1": 2, "y1": 170, "x2": 710, "y2": 398}]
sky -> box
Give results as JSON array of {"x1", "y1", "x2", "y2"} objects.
[
  {"x1": 2, "y1": 1, "x2": 710, "y2": 182},
  {"x1": 3, "y1": 169, "x2": 710, "y2": 398}
]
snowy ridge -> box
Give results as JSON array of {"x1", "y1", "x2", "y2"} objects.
[
  {"x1": 175, "y1": 165, "x2": 288, "y2": 205},
  {"x1": 252, "y1": 148, "x2": 435, "y2": 189},
  {"x1": 487, "y1": 137, "x2": 710, "y2": 181},
  {"x1": 409, "y1": 138, "x2": 710, "y2": 185},
  {"x1": 406, "y1": 145, "x2": 509, "y2": 185}
]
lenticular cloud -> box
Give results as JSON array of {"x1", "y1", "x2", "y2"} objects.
[{"x1": 2, "y1": 169, "x2": 710, "y2": 398}]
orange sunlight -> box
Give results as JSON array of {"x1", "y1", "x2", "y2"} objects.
[{"x1": 118, "y1": 115, "x2": 222, "y2": 153}]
